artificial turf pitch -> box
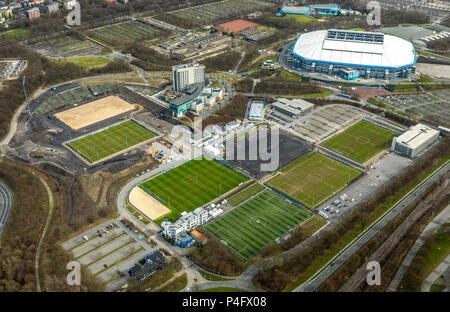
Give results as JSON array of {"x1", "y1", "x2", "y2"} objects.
[
  {"x1": 67, "y1": 120, "x2": 157, "y2": 163},
  {"x1": 139, "y1": 158, "x2": 249, "y2": 223},
  {"x1": 206, "y1": 190, "x2": 312, "y2": 260},
  {"x1": 320, "y1": 120, "x2": 397, "y2": 163},
  {"x1": 267, "y1": 153, "x2": 361, "y2": 209}
]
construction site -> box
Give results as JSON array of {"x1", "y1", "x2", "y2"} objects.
[{"x1": 4, "y1": 80, "x2": 181, "y2": 175}]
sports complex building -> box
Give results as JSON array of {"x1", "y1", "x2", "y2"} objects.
[{"x1": 288, "y1": 29, "x2": 416, "y2": 80}]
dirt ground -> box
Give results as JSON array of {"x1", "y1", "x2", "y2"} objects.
[
  {"x1": 350, "y1": 87, "x2": 393, "y2": 100},
  {"x1": 129, "y1": 186, "x2": 170, "y2": 220},
  {"x1": 54, "y1": 95, "x2": 134, "y2": 130}
]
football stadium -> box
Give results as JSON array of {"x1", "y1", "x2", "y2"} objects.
[{"x1": 289, "y1": 29, "x2": 416, "y2": 79}]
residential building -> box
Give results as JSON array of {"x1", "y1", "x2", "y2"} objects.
[{"x1": 25, "y1": 6, "x2": 39, "y2": 20}]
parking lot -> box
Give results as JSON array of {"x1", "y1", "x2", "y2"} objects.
[
  {"x1": 316, "y1": 152, "x2": 413, "y2": 222},
  {"x1": 373, "y1": 91, "x2": 450, "y2": 126},
  {"x1": 61, "y1": 219, "x2": 161, "y2": 290}
]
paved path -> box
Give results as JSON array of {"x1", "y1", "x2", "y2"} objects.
[
  {"x1": 34, "y1": 174, "x2": 54, "y2": 292},
  {"x1": 0, "y1": 182, "x2": 12, "y2": 235},
  {"x1": 422, "y1": 254, "x2": 450, "y2": 292},
  {"x1": 387, "y1": 203, "x2": 450, "y2": 292},
  {"x1": 294, "y1": 160, "x2": 450, "y2": 292}
]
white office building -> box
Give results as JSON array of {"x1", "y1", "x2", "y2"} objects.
[
  {"x1": 161, "y1": 206, "x2": 223, "y2": 239},
  {"x1": 172, "y1": 62, "x2": 206, "y2": 91},
  {"x1": 391, "y1": 123, "x2": 439, "y2": 158}
]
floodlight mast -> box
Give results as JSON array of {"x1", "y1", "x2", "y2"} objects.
[{"x1": 22, "y1": 76, "x2": 32, "y2": 118}]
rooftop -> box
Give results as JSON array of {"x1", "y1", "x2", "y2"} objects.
[
  {"x1": 277, "y1": 98, "x2": 314, "y2": 111},
  {"x1": 396, "y1": 123, "x2": 440, "y2": 149},
  {"x1": 291, "y1": 29, "x2": 416, "y2": 69}
]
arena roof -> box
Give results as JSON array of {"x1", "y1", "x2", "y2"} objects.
[{"x1": 291, "y1": 29, "x2": 416, "y2": 69}]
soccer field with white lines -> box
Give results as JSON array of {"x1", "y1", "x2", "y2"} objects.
[
  {"x1": 206, "y1": 189, "x2": 312, "y2": 260},
  {"x1": 67, "y1": 120, "x2": 157, "y2": 163}
]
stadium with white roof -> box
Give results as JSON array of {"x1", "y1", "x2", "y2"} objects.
[{"x1": 289, "y1": 29, "x2": 416, "y2": 79}]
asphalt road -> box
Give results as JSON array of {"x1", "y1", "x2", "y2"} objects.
[
  {"x1": 294, "y1": 159, "x2": 450, "y2": 292},
  {"x1": 0, "y1": 182, "x2": 12, "y2": 235}
]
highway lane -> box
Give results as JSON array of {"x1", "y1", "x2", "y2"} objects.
[
  {"x1": 0, "y1": 182, "x2": 12, "y2": 235},
  {"x1": 294, "y1": 159, "x2": 450, "y2": 292}
]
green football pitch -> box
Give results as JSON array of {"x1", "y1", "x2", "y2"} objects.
[
  {"x1": 321, "y1": 120, "x2": 397, "y2": 163},
  {"x1": 267, "y1": 153, "x2": 361, "y2": 209},
  {"x1": 67, "y1": 120, "x2": 157, "y2": 163},
  {"x1": 139, "y1": 158, "x2": 249, "y2": 224},
  {"x1": 206, "y1": 190, "x2": 312, "y2": 260}
]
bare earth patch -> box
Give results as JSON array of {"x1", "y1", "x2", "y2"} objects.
[
  {"x1": 54, "y1": 95, "x2": 134, "y2": 130},
  {"x1": 129, "y1": 186, "x2": 170, "y2": 220}
]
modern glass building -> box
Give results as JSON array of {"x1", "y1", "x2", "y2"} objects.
[{"x1": 289, "y1": 29, "x2": 416, "y2": 79}]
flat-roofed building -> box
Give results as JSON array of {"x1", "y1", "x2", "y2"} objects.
[
  {"x1": 391, "y1": 123, "x2": 439, "y2": 158},
  {"x1": 248, "y1": 100, "x2": 265, "y2": 120},
  {"x1": 271, "y1": 98, "x2": 314, "y2": 118},
  {"x1": 172, "y1": 62, "x2": 206, "y2": 91}
]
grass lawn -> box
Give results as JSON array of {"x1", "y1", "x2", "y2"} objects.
[
  {"x1": 200, "y1": 287, "x2": 246, "y2": 292},
  {"x1": 321, "y1": 120, "x2": 397, "y2": 163},
  {"x1": 430, "y1": 284, "x2": 446, "y2": 292},
  {"x1": 228, "y1": 183, "x2": 265, "y2": 206},
  {"x1": 279, "y1": 69, "x2": 300, "y2": 80},
  {"x1": 140, "y1": 158, "x2": 249, "y2": 224},
  {"x1": 68, "y1": 120, "x2": 157, "y2": 163},
  {"x1": 159, "y1": 273, "x2": 187, "y2": 292},
  {"x1": 267, "y1": 153, "x2": 361, "y2": 208},
  {"x1": 300, "y1": 89, "x2": 333, "y2": 98},
  {"x1": 206, "y1": 190, "x2": 312, "y2": 260},
  {"x1": 54, "y1": 57, "x2": 112, "y2": 69},
  {"x1": 199, "y1": 270, "x2": 235, "y2": 281},
  {"x1": 285, "y1": 14, "x2": 314, "y2": 24},
  {"x1": 0, "y1": 29, "x2": 32, "y2": 40}
]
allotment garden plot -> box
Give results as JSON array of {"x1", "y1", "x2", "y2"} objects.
[
  {"x1": 67, "y1": 119, "x2": 157, "y2": 163},
  {"x1": 89, "y1": 21, "x2": 161, "y2": 46},
  {"x1": 267, "y1": 153, "x2": 361, "y2": 209},
  {"x1": 320, "y1": 120, "x2": 397, "y2": 163},
  {"x1": 206, "y1": 189, "x2": 312, "y2": 260},
  {"x1": 30, "y1": 36, "x2": 102, "y2": 58},
  {"x1": 167, "y1": 0, "x2": 272, "y2": 26},
  {"x1": 139, "y1": 158, "x2": 249, "y2": 224}
]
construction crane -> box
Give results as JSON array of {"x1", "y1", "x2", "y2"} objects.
[{"x1": 22, "y1": 76, "x2": 32, "y2": 118}]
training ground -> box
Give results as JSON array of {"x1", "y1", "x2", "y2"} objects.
[
  {"x1": 267, "y1": 153, "x2": 361, "y2": 209},
  {"x1": 206, "y1": 189, "x2": 312, "y2": 260},
  {"x1": 320, "y1": 120, "x2": 397, "y2": 163},
  {"x1": 138, "y1": 158, "x2": 249, "y2": 224},
  {"x1": 66, "y1": 119, "x2": 158, "y2": 164}
]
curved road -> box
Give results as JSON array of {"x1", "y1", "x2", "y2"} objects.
[{"x1": 0, "y1": 182, "x2": 12, "y2": 235}]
